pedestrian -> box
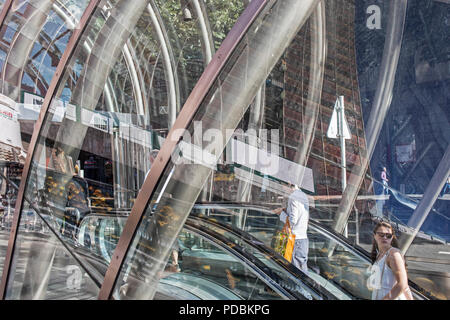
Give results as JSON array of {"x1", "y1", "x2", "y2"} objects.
[
  {"x1": 51, "y1": 146, "x2": 74, "y2": 175},
  {"x1": 367, "y1": 221, "x2": 413, "y2": 300},
  {"x1": 273, "y1": 183, "x2": 309, "y2": 273},
  {"x1": 65, "y1": 165, "x2": 90, "y2": 238},
  {"x1": 381, "y1": 167, "x2": 389, "y2": 195}
]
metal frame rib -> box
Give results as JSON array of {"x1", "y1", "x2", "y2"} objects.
[
  {"x1": 0, "y1": 0, "x2": 13, "y2": 30},
  {"x1": 98, "y1": 0, "x2": 269, "y2": 300},
  {"x1": 0, "y1": 0, "x2": 101, "y2": 300}
]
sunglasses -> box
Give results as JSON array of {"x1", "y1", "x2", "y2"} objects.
[{"x1": 376, "y1": 232, "x2": 393, "y2": 239}]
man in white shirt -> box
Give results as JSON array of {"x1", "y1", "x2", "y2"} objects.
[{"x1": 273, "y1": 183, "x2": 309, "y2": 273}]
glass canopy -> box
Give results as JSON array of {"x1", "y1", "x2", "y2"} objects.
[{"x1": 0, "y1": 0, "x2": 447, "y2": 300}]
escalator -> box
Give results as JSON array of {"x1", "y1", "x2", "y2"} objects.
[
  {"x1": 191, "y1": 203, "x2": 430, "y2": 300},
  {"x1": 74, "y1": 203, "x2": 430, "y2": 300},
  {"x1": 1, "y1": 168, "x2": 431, "y2": 299}
]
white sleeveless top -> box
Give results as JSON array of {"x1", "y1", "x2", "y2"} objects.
[{"x1": 369, "y1": 248, "x2": 407, "y2": 300}]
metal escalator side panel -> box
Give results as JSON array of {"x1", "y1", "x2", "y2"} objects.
[
  {"x1": 186, "y1": 215, "x2": 340, "y2": 300},
  {"x1": 189, "y1": 204, "x2": 431, "y2": 300}
]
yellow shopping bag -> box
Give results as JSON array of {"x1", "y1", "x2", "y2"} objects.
[{"x1": 273, "y1": 221, "x2": 296, "y2": 262}]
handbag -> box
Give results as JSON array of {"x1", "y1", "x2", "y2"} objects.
[{"x1": 274, "y1": 220, "x2": 296, "y2": 262}]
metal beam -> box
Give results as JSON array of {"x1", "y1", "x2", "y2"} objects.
[
  {"x1": 0, "y1": 0, "x2": 101, "y2": 300},
  {"x1": 0, "y1": 0, "x2": 13, "y2": 31},
  {"x1": 98, "y1": 0, "x2": 271, "y2": 300},
  {"x1": 147, "y1": 1, "x2": 180, "y2": 127},
  {"x1": 399, "y1": 144, "x2": 450, "y2": 254},
  {"x1": 192, "y1": 0, "x2": 215, "y2": 64}
]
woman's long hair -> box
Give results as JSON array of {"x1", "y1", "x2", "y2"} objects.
[{"x1": 370, "y1": 221, "x2": 400, "y2": 264}]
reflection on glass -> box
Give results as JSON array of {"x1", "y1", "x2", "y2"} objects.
[
  {"x1": 80, "y1": 213, "x2": 331, "y2": 299},
  {"x1": 113, "y1": 0, "x2": 327, "y2": 300},
  {"x1": 2, "y1": 0, "x2": 249, "y2": 299},
  {"x1": 5, "y1": 211, "x2": 100, "y2": 300},
  {"x1": 113, "y1": 0, "x2": 447, "y2": 300},
  {"x1": 156, "y1": 229, "x2": 285, "y2": 300},
  {"x1": 191, "y1": 206, "x2": 371, "y2": 300},
  {"x1": 0, "y1": 0, "x2": 447, "y2": 300}
]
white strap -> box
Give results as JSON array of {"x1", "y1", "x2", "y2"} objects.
[{"x1": 376, "y1": 247, "x2": 393, "y2": 300}]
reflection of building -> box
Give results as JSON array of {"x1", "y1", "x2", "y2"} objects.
[
  {"x1": 281, "y1": 1, "x2": 372, "y2": 222},
  {"x1": 207, "y1": 1, "x2": 375, "y2": 226},
  {"x1": 355, "y1": 0, "x2": 450, "y2": 229},
  {"x1": 0, "y1": 0, "x2": 447, "y2": 301},
  {"x1": 0, "y1": 93, "x2": 25, "y2": 201},
  {"x1": 0, "y1": 94, "x2": 26, "y2": 164}
]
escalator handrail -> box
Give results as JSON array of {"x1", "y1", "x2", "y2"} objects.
[
  {"x1": 79, "y1": 206, "x2": 432, "y2": 300},
  {"x1": 189, "y1": 212, "x2": 359, "y2": 299},
  {"x1": 192, "y1": 202, "x2": 433, "y2": 300},
  {"x1": 80, "y1": 212, "x2": 336, "y2": 299},
  {"x1": 182, "y1": 222, "x2": 312, "y2": 300}
]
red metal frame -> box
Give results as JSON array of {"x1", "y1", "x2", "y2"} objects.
[
  {"x1": 0, "y1": 0, "x2": 101, "y2": 299},
  {"x1": 0, "y1": 0, "x2": 13, "y2": 30},
  {"x1": 98, "y1": 0, "x2": 269, "y2": 300}
]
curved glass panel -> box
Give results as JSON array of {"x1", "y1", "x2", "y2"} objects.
[
  {"x1": 154, "y1": 0, "x2": 246, "y2": 121},
  {"x1": 5, "y1": 220, "x2": 101, "y2": 300},
  {"x1": 187, "y1": 215, "x2": 341, "y2": 300},
  {"x1": 191, "y1": 205, "x2": 370, "y2": 299},
  {"x1": 354, "y1": 0, "x2": 450, "y2": 299},
  {"x1": 114, "y1": 0, "x2": 324, "y2": 299},
  {"x1": 78, "y1": 214, "x2": 289, "y2": 300},
  {"x1": 0, "y1": 0, "x2": 88, "y2": 102},
  {"x1": 0, "y1": 0, "x2": 90, "y2": 294},
  {"x1": 3, "y1": 0, "x2": 248, "y2": 299},
  {"x1": 0, "y1": 0, "x2": 447, "y2": 301},
  {"x1": 114, "y1": 0, "x2": 447, "y2": 300},
  {"x1": 157, "y1": 229, "x2": 271, "y2": 300}
]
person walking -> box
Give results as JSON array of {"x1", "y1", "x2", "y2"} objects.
[
  {"x1": 64, "y1": 165, "x2": 90, "y2": 238},
  {"x1": 381, "y1": 167, "x2": 389, "y2": 195},
  {"x1": 367, "y1": 221, "x2": 413, "y2": 300},
  {"x1": 273, "y1": 183, "x2": 309, "y2": 273}
]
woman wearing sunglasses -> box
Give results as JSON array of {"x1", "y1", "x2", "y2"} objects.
[{"x1": 369, "y1": 221, "x2": 413, "y2": 300}]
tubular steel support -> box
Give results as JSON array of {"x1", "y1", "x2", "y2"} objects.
[
  {"x1": 331, "y1": 0, "x2": 408, "y2": 235},
  {"x1": 147, "y1": 2, "x2": 178, "y2": 127},
  {"x1": 98, "y1": 0, "x2": 269, "y2": 300},
  {"x1": 400, "y1": 144, "x2": 450, "y2": 254},
  {"x1": 0, "y1": 0, "x2": 13, "y2": 30},
  {"x1": 1, "y1": 0, "x2": 54, "y2": 101},
  {"x1": 0, "y1": 0, "x2": 101, "y2": 300}
]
